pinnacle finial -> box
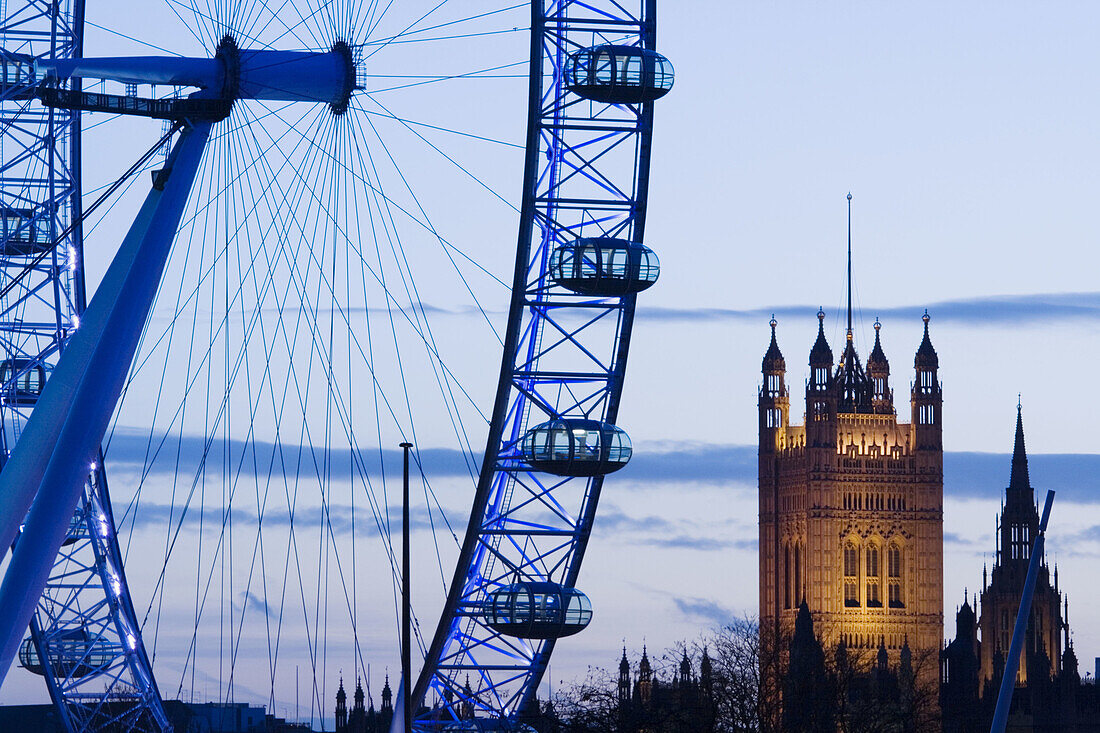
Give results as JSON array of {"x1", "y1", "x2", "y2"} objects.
[
  {"x1": 1010, "y1": 403, "x2": 1031, "y2": 492},
  {"x1": 818, "y1": 307, "x2": 825, "y2": 323},
  {"x1": 770, "y1": 313, "x2": 777, "y2": 330},
  {"x1": 873, "y1": 317, "x2": 881, "y2": 333},
  {"x1": 922, "y1": 309, "x2": 930, "y2": 328},
  {"x1": 847, "y1": 191, "x2": 852, "y2": 201}
]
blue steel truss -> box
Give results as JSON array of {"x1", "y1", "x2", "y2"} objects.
[
  {"x1": 411, "y1": 0, "x2": 661, "y2": 726},
  {"x1": 0, "y1": 1, "x2": 170, "y2": 730}
]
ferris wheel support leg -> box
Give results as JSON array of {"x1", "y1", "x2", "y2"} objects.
[{"x1": 0, "y1": 120, "x2": 212, "y2": 688}]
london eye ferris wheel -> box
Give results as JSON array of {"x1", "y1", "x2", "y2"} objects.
[{"x1": 0, "y1": 1, "x2": 672, "y2": 730}]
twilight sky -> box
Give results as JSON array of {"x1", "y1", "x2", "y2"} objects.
[{"x1": 3, "y1": 0, "x2": 1100, "y2": 725}]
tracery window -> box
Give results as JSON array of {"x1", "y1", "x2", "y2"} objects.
[
  {"x1": 794, "y1": 543, "x2": 802, "y2": 605},
  {"x1": 866, "y1": 544, "x2": 881, "y2": 607},
  {"x1": 784, "y1": 544, "x2": 791, "y2": 609},
  {"x1": 888, "y1": 544, "x2": 903, "y2": 608},
  {"x1": 843, "y1": 542, "x2": 859, "y2": 607}
]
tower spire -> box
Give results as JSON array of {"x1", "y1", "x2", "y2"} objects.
[
  {"x1": 846, "y1": 192, "x2": 853, "y2": 341},
  {"x1": 1010, "y1": 401, "x2": 1030, "y2": 492}
]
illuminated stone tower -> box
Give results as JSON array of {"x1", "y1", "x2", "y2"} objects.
[
  {"x1": 758, "y1": 308, "x2": 944, "y2": 663},
  {"x1": 757, "y1": 206, "x2": 943, "y2": 669}
]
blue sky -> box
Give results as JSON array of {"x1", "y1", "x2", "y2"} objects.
[{"x1": 4, "y1": 0, "x2": 1100, "y2": 723}]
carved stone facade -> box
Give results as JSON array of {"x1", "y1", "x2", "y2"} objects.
[{"x1": 758, "y1": 310, "x2": 944, "y2": 674}]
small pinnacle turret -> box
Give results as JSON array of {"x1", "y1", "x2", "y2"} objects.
[
  {"x1": 914, "y1": 310, "x2": 938, "y2": 369},
  {"x1": 809, "y1": 308, "x2": 833, "y2": 368},
  {"x1": 868, "y1": 318, "x2": 887, "y2": 366},
  {"x1": 762, "y1": 315, "x2": 785, "y2": 372}
]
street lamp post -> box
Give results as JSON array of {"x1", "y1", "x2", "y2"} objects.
[{"x1": 400, "y1": 441, "x2": 413, "y2": 733}]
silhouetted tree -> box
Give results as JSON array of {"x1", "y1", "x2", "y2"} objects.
[{"x1": 549, "y1": 614, "x2": 939, "y2": 732}]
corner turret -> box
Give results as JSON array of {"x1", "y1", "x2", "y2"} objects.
[
  {"x1": 867, "y1": 318, "x2": 893, "y2": 413},
  {"x1": 335, "y1": 676, "x2": 348, "y2": 732},
  {"x1": 911, "y1": 311, "x2": 942, "y2": 450},
  {"x1": 807, "y1": 309, "x2": 837, "y2": 447},
  {"x1": 381, "y1": 674, "x2": 393, "y2": 714},
  {"x1": 759, "y1": 316, "x2": 789, "y2": 452},
  {"x1": 618, "y1": 646, "x2": 631, "y2": 704}
]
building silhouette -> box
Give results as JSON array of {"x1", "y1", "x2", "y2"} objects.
[
  {"x1": 941, "y1": 407, "x2": 1100, "y2": 732},
  {"x1": 335, "y1": 675, "x2": 392, "y2": 733},
  {"x1": 979, "y1": 405, "x2": 1063, "y2": 689},
  {"x1": 615, "y1": 644, "x2": 715, "y2": 732},
  {"x1": 757, "y1": 306, "x2": 944, "y2": 670}
]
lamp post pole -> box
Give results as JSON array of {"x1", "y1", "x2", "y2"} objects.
[{"x1": 400, "y1": 441, "x2": 413, "y2": 733}]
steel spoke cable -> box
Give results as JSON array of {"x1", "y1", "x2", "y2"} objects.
[
  {"x1": 244, "y1": 98, "x2": 493, "y2": 446},
  {"x1": 346, "y1": 109, "x2": 471, "y2": 603},
  {"x1": 353, "y1": 102, "x2": 507, "y2": 350},
  {"x1": 350, "y1": 112, "x2": 461, "y2": 599},
  {"x1": 131, "y1": 105, "x2": 331, "y2": 692},
  {"x1": 239, "y1": 0, "x2": 321, "y2": 51},
  {"x1": 363, "y1": 0, "x2": 499, "y2": 61},
  {"x1": 165, "y1": 0, "x2": 272, "y2": 51},
  {"x1": 236, "y1": 104, "x2": 413, "y2": 581},
  {"x1": 180, "y1": 107, "x2": 336, "y2": 686},
  {"x1": 169, "y1": 108, "x2": 332, "y2": 704},
  {"x1": 364, "y1": 27, "x2": 529, "y2": 46},
  {"x1": 357, "y1": 107, "x2": 523, "y2": 149},
  {"x1": 361, "y1": 60, "x2": 527, "y2": 95},
  {"x1": 226, "y1": 102, "x2": 315, "y2": 706},
  {"x1": 84, "y1": 20, "x2": 185, "y2": 55},
  {"x1": 237, "y1": 0, "x2": 303, "y2": 48},
  {"x1": 255, "y1": 97, "x2": 510, "y2": 292},
  {"x1": 357, "y1": 92, "x2": 518, "y2": 215},
  {"x1": 349, "y1": 108, "x2": 485, "y2": 479}
]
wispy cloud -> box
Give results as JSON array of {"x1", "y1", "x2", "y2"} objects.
[
  {"x1": 106, "y1": 430, "x2": 1100, "y2": 506},
  {"x1": 595, "y1": 509, "x2": 677, "y2": 535},
  {"x1": 104, "y1": 427, "x2": 479, "y2": 482},
  {"x1": 672, "y1": 597, "x2": 736, "y2": 626},
  {"x1": 944, "y1": 452, "x2": 1100, "y2": 503},
  {"x1": 636, "y1": 292, "x2": 1100, "y2": 326},
  {"x1": 648, "y1": 535, "x2": 738, "y2": 551},
  {"x1": 120, "y1": 499, "x2": 445, "y2": 537}
]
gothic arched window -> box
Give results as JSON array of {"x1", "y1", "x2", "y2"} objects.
[
  {"x1": 794, "y1": 543, "x2": 802, "y2": 604},
  {"x1": 866, "y1": 544, "x2": 881, "y2": 607},
  {"x1": 784, "y1": 544, "x2": 791, "y2": 610},
  {"x1": 888, "y1": 544, "x2": 903, "y2": 608},
  {"x1": 843, "y1": 542, "x2": 859, "y2": 607}
]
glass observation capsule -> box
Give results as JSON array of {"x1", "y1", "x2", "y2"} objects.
[
  {"x1": 19, "y1": 630, "x2": 116, "y2": 678},
  {"x1": 485, "y1": 581, "x2": 593, "y2": 640},
  {"x1": 550, "y1": 237, "x2": 659, "y2": 296},
  {"x1": 564, "y1": 45, "x2": 674, "y2": 104},
  {"x1": 520, "y1": 418, "x2": 632, "y2": 476},
  {"x1": 0, "y1": 358, "x2": 46, "y2": 405},
  {"x1": 0, "y1": 207, "x2": 52, "y2": 256}
]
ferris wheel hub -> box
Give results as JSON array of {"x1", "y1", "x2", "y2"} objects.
[{"x1": 33, "y1": 39, "x2": 358, "y2": 117}]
